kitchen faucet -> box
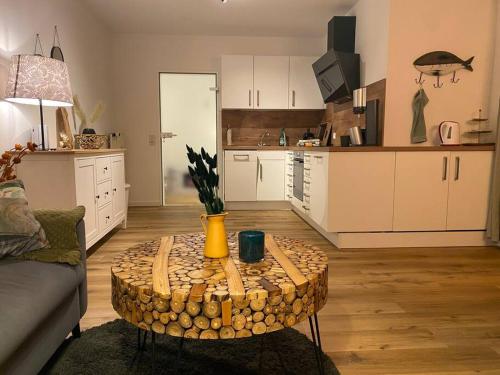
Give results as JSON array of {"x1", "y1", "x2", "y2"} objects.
[{"x1": 258, "y1": 130, "x2": 271, "y2": 147}]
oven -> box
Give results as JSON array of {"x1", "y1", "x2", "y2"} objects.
[{"x1": 293, "y1": 151, "x2": 304, "y2": 201}]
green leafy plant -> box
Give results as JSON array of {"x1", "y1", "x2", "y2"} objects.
[{"x1": 186, "y1": 145, "x2": 224, "y2": 215}]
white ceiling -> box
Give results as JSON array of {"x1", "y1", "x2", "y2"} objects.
[{"x1": 83, "y1": 0, "x2": 357, "y2": 37}]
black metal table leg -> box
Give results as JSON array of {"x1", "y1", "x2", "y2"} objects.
[
  {"x1": 152, "y1": 331, "x2": 156, "y2": 372},
  {"x1": 258, "y1": 334, "x2": 265, "y2": 373},
  {"x1": 309, "y1": 314, "x2": 325, "y2": 375},
  {"x1": 137, "y1": 328, "x2": 148, "y2": 351}
]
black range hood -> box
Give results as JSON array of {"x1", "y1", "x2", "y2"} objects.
[{"x1": 313, "y1": 16, "x2": 360, "y2": 104}]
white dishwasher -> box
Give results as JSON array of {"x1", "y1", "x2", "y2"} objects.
[{"x1": 224, "y1": 150, "x2": 257, "y2": 201}]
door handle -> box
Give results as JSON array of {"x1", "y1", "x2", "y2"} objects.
[
  {"x1": 161, "y1": 132, "x2": 178, "y2": 139},
  {"x1": 292, "y1": 90, "x2": 296, "y2": 107},
  {"x1": 442, "y1": 156, "x2": 448, "y2": 181},
  {"x1": 248, "y1": 90, "x2": 252, "y2": 107},
  {"x1": 260, "y1": 161, "x2": 263, "y2": 181},
  {"x1": 257, "y1": 90, "x2": 260, "y2": 107},
  {"x1": 454, "y1": 156, "x2": 460, "y2": 180}
]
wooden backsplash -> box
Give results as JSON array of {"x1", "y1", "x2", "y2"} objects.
[
  {"x1": 221, "y1": 79, "x2": 386, "y2": 146},
  {"x1": 326, "y1": 79, "x2": 386, "y2": 145},
  {"x1": 221, "y1": 110, "x2": 324, "y2": 146}
]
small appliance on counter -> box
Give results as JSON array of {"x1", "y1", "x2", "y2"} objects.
[
  {"x1": 349, "y1": 126, "x2": 363, "y2": 146},
  {"x1": 439, "y1": 121, "x2": 460, "y2": 145}
]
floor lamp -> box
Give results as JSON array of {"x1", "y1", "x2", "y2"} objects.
[{"x1": 3, "y1": 54, "x2": 73, "y2": 150}]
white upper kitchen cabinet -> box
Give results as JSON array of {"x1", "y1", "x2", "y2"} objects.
[
  {"x1": 224, "y1": 151, "x2": 257, "y2": 201},
  {"x1": 309, "y1": 152, "x2": 329, "y2": 228},
  {"x1": 328, "y1": 152, "x2": 396, "y2": 232},
  {"x1": 221, "y1": 55, "x2": 254, "y2": 109},
  {"x1": 447, "y1": 151, "x2": 493, "y2": 230},
  {"x1": 393, "y1": 152, "x2": 450, "y2": 231},
  {"x1": 257, "y1": 151, "x2": 285, "y2": 200},
  {"x1": 253, "y1": 56, "x2": 290, "y2": 109},
  {"x1": 289, "y1": 56, "x2": 324, "y2": 110}
]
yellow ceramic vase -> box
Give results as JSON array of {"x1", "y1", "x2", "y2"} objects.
[{"x1": 200, "y1": 212, "x2": 229, "y2": 258}]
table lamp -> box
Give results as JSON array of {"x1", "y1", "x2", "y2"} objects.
[{"x1": 3, "y1": 54, "x2": 73, "y2": 150}]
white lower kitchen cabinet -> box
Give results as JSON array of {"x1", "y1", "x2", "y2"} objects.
[
  {"x1": 308, "y1": 152, "x2": 329, "y2": 228},
  {"x1": 224, "y1": 151, "x2": 257, "y2": 201},
  {"x1": 447, "y1": 151, "x2": 493, "y2": 230},
  {"x1": 328, "y1": 152, "x2": 396, "y2": 232},
  {"x1": 17, "y1": 151, "x2": 127, "y2": 249},
  {"x1": 257, "y1": 151, "x2": 285, "y2": 201},
  {"x1": 393, "y1": 152, "x2": 450, "y2": 231}
]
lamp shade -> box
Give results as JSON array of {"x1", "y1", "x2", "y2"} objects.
[{"x1": 4, "y1": 54, "x2": 73, "y2": 107}]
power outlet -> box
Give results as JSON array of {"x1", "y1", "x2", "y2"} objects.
[{"x1": 148, "y1": 134, "x2": 156, "y2": 146}]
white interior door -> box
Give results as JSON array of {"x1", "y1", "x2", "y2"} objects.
[
  {"x1": 253, "y1": 56, "x2": 290, "y2": 109},
  {"x1": 160, "y1": 73, "x2": 217, "y2": 205}
]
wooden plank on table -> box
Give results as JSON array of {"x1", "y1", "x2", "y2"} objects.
[
  {"x1": 220, "y1": 256, "x2": 245, "y2": 301},
  {"x1": 260, "y1": 278, "x2": 282, "y2": 297},
  {"x1": 189, "y1": 283, "x2": 207, "y2": 302},
  {"x1": 152, "y1": 236, "x2": 174, "y2": 298},
  {"x1": 265, "y1": 234, "x2": 308, "y2": 289},
  {"x1": 222, "y1": 299, "x2": 233, "y2": 326}
]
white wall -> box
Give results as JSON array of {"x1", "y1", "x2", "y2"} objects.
[
  {"x1": 384, "y1": 0, "x2": 497, "y2": 146},
  {"x1": 112, "y1": 34, "x2": 326, "y2": 206},
  {"x1": 0, "y1": 0, "x2": 112, "y2": 150},
  {"x1": 347, "y1": 0, "x2": 390, "y2": 86},
  {"x1": 489, "y1": 0, "x2": 500, "y2": 133}
]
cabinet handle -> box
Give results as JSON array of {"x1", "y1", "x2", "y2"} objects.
[
  {"x1": 233, "y1": 154, "x2": 250, "y2": 161},
  {"x1": 260, "y1": 161, "x2": 263, "y2": 181},
  {"x1": 313, "y1": 155, "x2": 323, "y2": 159},
  {"x1": 304, "y1": 193, "x2": 310, "y2": 197},
  {"x1": 96, "y1": 195, "x2": 100, "y2": 199},
  {"x1": 287, "y1": 184, "x2": 293, "y2": 188},
  {"x1": 248, "y1": 90, "x2": 252, "y2": 107},
  {"x1": 257, "y1": 90, "x2": 260, "y2": 107},
  {"x1": 304, "y1": 168, "x2": 310, "y2": 171},
  {"x1": 106, "y1": 216, "x2": 110, "y2": 220},
  {"x1": 442, "y1": 156, "x2": 448, "y2": 181},
  {"x1": 292, "y1": 90, "x2": 296, "y2": 107},
  {"x1": 454, "y1": 156, "x2": 460, "y2": 180},
  {"x1": 113, "y1": 188, "x2": 117, "y2": 192},
  {"x1": 104, "y1": 167, "x2": 108, "y2": 171}
]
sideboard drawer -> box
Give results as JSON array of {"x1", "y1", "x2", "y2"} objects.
[
  {"x1": 96, "y1": 157, "x2": 111, "y2": 182},
  {"x1": 98, "y1": 203, "x2": 113, "y2": 232},
  {"x1": 97, "y1": 180, "x2": 112, "y2": 208}
]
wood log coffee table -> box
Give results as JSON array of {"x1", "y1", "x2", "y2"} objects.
[{"x1": 111, "y1": 232, "x2": 329, "y2": 373}]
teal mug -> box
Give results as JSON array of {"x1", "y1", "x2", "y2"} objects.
[{"x1": 238, "y1": 231, "x2": 265, "y2": 263}]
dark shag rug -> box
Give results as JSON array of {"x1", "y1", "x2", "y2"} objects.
[{"x1": 41, "y1": 319, "x2": 339, "y2": 375}]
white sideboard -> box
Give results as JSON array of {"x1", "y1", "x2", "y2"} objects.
[{"x1": 17, "y1": 149, "x2": 126, "y2": 250}]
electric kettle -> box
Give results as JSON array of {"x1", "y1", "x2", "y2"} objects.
[{"x1": 439, "y1": 121, "x2": 460, "y2": 145}]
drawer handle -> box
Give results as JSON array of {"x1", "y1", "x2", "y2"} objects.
[
  {"x1": 105, "y1": 191, "x2": 109, "y2": 195},
  {"x1": 287, "y1": 184, "x2": 293, "y2": 188},
  {"x1": 113, "y1": 188, "x2": 117, "y2": 192},
  {"x1": 313, "y1": 156, "x2": 323, "y2": 159},
  {"x1": 233, "y1": 154, "x2": 250, "y2": 161},
  {"x1": 304, "y1": 181, "x2": 310, "y2": 185},
  {"x1": 304, "y1": 193, "x2": 310, "y2": 197},
  {"x1": 106, "y1": 216, "x2": 110, "y2": 219},
  {"x1": 96, "y1": 195, "x2": 100, "y2": 199},
  {"x1": 304, "y1": 168, "x2": 310, "y2": 171},
  {"x1": 454, "y1": 156, "x2": 460, "y2": 180},
  {"x1": 104, "y1": 167, "x2": 108, "y2": 171}
]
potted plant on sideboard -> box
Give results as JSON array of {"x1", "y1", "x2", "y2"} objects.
[{"x1": 186, "y1": 145, "x2": 228, "y2": 258}]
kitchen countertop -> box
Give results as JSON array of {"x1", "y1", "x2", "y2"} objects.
[
  {"x1": 25, "y1": 148, "x2": 126, "y2": 155},
  {"x1": 223, "y1": 145, "x2": 496, "y2": 152}
]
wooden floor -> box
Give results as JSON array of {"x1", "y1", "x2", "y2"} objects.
[{"x1": 82, "y1": 206, "x2": 500, "y2": 375}]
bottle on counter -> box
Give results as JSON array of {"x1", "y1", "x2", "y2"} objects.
[
  {"x1": 279, "y1": 128, "x2": 287, "y2": 146},
  {"x1": 227, "y1": 124, "x2": 232, "y2": 146}
]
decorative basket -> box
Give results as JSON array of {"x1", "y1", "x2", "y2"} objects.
[{"x1": 75, "y1": 134, "x2": 108, "y2": 150}]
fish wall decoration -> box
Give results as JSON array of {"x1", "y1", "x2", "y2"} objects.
[{"x1": 413, "y1": 51, "x2": 474, "y2": 88}]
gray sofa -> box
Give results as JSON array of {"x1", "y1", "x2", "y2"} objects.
[{"x1": 0, "y1": 216, "x2": 87, "y2": 375}]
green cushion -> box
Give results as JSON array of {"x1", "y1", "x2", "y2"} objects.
[
  {"x1": 0, "y1": 180, "x2": 48, "y2": 258},
  {"x1": 16, "y1": 206, "x2": 86, "y2": 266}
]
